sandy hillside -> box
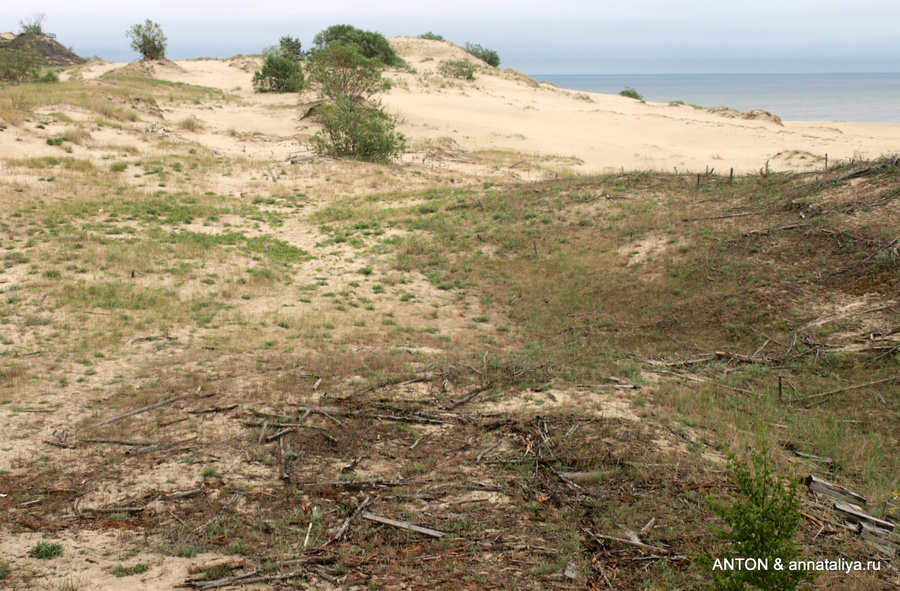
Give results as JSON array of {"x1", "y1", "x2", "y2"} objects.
[{"x1": 52, "y1": 36, "x2": 900, "y2": 177}]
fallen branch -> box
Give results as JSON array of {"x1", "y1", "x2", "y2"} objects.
[
  {"x1": 195, "y1": 492, "x2": 243, "y2": 533},
  {"x1": 787, "y1": 374, "x2": 900, "y2": 406},
  {"x1": 76, "y1": 396, "x2": 181, "y2": 433},
  {"x1": 586, "y1": 529, "x2": 670, "y2": 554},
  {"x1": 361, "y1": 511, "x2": 447, "y2": 538},
  {"x1": 331, "y1": 495, "x2": 371, "y2": 543}
]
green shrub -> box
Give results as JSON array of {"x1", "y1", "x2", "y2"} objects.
[
  {"x1": 126, "y1": 19, "x2": 168, "y2": 60},
  {"x1": 438, "y1": 59, "x2": 475, "y2": 80},
  {"x1": 252, "y1": 55, "x2": 304, "y2": 93},
  {"x1": 463, "y1": 42, "x2": 500, "y2": 68},
  {"x1": 619, "y1": 86, "x2": 643, "y2": 101},
  {"x1": 307, "y1": 42, "x2": 389, "y2": 102},
  {"x1": 0, "y1": 47, "x2": 44, "y2": 83},
  {"x1": 265, "y1": 35, "x2": 304, "y2": 61},
  {"x1": 418, "y1": 32, "x2": 445, "y2": 41},
  {"x1": 312, "y1": 24, "x2": 403, "y2": 67},
  {"x1": 709, "y1": 443, "x2": 813, "y2": 591},
  {"x1": 311, "y1": 97, "x2": 405, "y2": 163}
]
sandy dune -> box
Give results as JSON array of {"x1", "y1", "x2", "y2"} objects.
[{"x1": 55, "y1": 37, "x2": 899, "y2": 177}]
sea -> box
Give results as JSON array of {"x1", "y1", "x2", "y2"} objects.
[{"x1": 530, "y1": 73, "x2": 900, "y2": 124}]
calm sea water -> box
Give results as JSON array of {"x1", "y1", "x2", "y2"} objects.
[{"x1": 530, "y1": 73, "x2": 900, "y2": 124}]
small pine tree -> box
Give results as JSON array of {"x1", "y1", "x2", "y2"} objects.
[
  {"x1": 19, "y1": 13, "x2": 46, "y2": 35},
  {"x1": 710, "y1": 444, "x2": 814, "y2": 591}
]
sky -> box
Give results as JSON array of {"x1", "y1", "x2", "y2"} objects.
[{"x1": 7, "y1": 1, "x2": 900, "y2": 74}]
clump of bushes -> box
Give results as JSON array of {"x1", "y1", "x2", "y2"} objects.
[
  {"x1": 0, "y1": 47, "x2": 52, "y2": 84},
  {"x1": 307, "y1": 41, "x2": 404, "y2": 163},
  {"x1": 463, "y1": 42, "x2": 500, "y2": 68},
  {"x1": 312, "y1": 24, "x2": 403, "y2": 67},
  {"x1": 418, "y1": 32, "x2": 445, "y2": 41},
  {"x1": 619, "y1": 86, "x2": 643, "y2": 101},
  {"x1": 438, "y1": 59, "x2": 476, "y2": 81}
]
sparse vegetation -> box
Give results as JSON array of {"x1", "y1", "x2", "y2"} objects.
[
  {"x1": 19, "y1": 12, "x2": 46, "y2": 35},
  {"x1": 438, "y1": 59, "x2": 476, "y2": 81}
]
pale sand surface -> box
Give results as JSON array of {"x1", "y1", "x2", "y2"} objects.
[{"x1": 53, "y1": 37, "x2": 899, "y2": 177}]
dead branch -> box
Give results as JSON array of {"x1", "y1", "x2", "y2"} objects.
[
  {"x1": 331, "y1": 495, "x2": 372, "y2": 543},
  {"x1": 82, "y1": 438, "x2": 153, "y2": 447},
  {"x1": 585, "y1": 529, "x2": 670, "y2": 554},
  {"x1": 361, "y1": 511, "x2": 447, "y2": 538},
  {"x1": 788, "y1": 374, "x2": 900, "y2": 406},
  {"x1": 195, "y1": 492, "x2": 243, "y2": 533},
  {"x1": 76, "y1": 396, "x2": 182, "y2": 433}
]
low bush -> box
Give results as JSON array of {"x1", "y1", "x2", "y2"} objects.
[
  {"x1": 438, "y1": 59, "x2": 475, "y2": 81},
  {"x1": 311, "y1": 97, "x2": 405, "y2": 163},
  {"x1": 252, "y1": 55, "x2": 304, "y2": 93},
  {"x1": 619, "y1": 86, "x2": 643, "y2": 101},
  {"x1": 418, "y1": 32, "x2": 445, "y2": 41},
  {"x1": 463, "y1": 42, "x2": 500, "y2": 68}
]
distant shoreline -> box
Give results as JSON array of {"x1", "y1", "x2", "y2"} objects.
[{"x1": 531, "y1": 72, "x2": 900, "y2": 124}]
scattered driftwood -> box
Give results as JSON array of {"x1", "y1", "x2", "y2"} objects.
[
  {"x1": 858, "y1": 522, "x2": 900, "y2": 550},
  {"x1": 343, "y1": 374, "x2": 435, "y2": 400},
  {"x1": 834, "y1": 502, "x2": 894, "y2": 531},
  {"x1": 794, "y1": 452, "x2": 833, "y2": 466},
  {"x1": 715, "y1": 350, "x2": 774, "y2": 365},
  {"x1": 125, "y1": 437, "x2": 197, "y2": 457},
  {"x1": 190, "y1": 404, "x2": 238, "y2": 415},
  {"x1": 331, "y1": 495, "x2": 371, "y2": 543},
  {"x1": 76, "y1": 396, "x2": 182, "y2": 433},
  {"x1": 195, "y1": 492, "x2": 243, "y2": 533},
  {"x1": 804, "y1": 476, "x2": 867, "y2": 506},
  {"x1": 82, "y1": 438, "x2": 153, "y2": 447},
  {"x1": 164, "y1": 487, "x2": 203, "y2": 501},
  {"x1": 361, "y1": 511, "x2": 447, "y2": 538},
  {"x1": 446, "y1": 383, "x2": 493, "y2": 409},
  {"x1": 476, "y1": 440, "x2": 503, "y2": 464},
  {"x1": 585, "y1": 529, "x2": 670, "y2": 554},
  {"x1": 788, "y1": 374, "x2": 900, "y2": 406},
  {"x1": 84, "y1": 506, "x2": 144, "y2": 514}
]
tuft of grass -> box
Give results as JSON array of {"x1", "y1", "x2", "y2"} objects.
[
  {"x1": 111, "y1": 563, "x2": 150, "y2": 577},
  {"x1": 28, "y1": 541, "x2": 63, "y2": 559}
]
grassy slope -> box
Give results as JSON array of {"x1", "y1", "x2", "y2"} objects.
[{"x1": 0, "y1": 73, "x2": 898, "y2": 589}]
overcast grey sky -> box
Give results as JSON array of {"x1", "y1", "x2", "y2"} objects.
[{"x1": 9, "y1": 1, "x2": 899, "y2": 74}]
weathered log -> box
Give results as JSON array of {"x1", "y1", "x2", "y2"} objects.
[{"x1": 804, "y1": 475, "x2": 866, "y2": 506}]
